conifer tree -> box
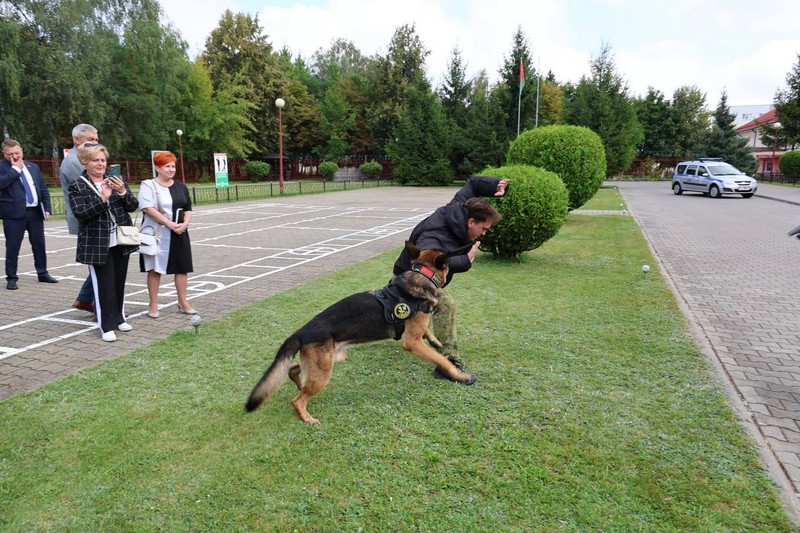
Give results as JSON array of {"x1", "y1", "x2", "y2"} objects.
[{"x1": 698, "y1": 91, "x2": 757, "y2": 174}]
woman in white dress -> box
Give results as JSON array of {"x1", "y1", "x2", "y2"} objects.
[{"x1": 138, "y1": 151, "x2": 195, "y2": 317}]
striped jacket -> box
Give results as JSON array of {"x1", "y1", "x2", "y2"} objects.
[{"x1": 68, "y1": 172, "x2": 139, "y2": 265}]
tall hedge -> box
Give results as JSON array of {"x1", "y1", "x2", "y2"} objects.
[
  {"x1": 780, "y1": 150, "x2": 800, "y2": 179},
  {"x1": 479, "y1": 165, "x2": 569, "y2": 260},
  {"x1": 506, "y1": 125, "x2": 606, "y2": 209}
]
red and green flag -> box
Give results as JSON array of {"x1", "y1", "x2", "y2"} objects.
[{"x1": 519, "y1": 58, "x2": 525, "y2": 94}]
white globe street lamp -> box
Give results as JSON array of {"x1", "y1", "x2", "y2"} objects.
[{"x1": 275, "y1": 98, "x2": 285, "y2": 194}]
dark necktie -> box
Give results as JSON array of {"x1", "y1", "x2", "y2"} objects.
[{"x1": 19, "y1": 169, "x2": 34, "y2": 204}]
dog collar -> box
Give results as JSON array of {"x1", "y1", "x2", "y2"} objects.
[{"x1": 411, "y1": 264, "x2": 443, "y2": 288}]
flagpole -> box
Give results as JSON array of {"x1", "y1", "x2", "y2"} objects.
[
  {"x1": 517, "y1": 58, "x2": 524, "y2": 137},
  {"x1": 535, "y1": 56, "x2": 540, "y2": 128}
]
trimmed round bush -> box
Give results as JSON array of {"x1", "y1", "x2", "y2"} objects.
[
  {"x1": 479, "y1": 165, "x2": 569, "y2": 260},
  {"x1": 245, "y1": 161, "x2": 270, "y2": 182},
  {"x1": 318, "y1": 161, "x2": 339, "y2": 180},
  {"x1": 359, "y1": 161, "x2": 383, "y2": 179},
  {"x1": 506, "y1": 125, "x2": 606, "y2": 209},
  {"x1": 780, "y1": 150, "x2": 800, "y2": 179}
]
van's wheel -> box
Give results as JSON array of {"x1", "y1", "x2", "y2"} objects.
[
  {"x1": 672, "y1": 182, "x2": 682, "y2": 195},
  {"x1": 709, "y1": 185, "x2": 721, "y2": 198},
  {"x1": 741, "y1": 193, "x2": 754, "y2": 198}
]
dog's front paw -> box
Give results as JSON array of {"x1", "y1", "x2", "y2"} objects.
[{"x1": 460, "y1": 373, "x2": 477, "y2": 385}]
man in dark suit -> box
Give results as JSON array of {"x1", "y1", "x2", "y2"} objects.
[
  {"x1": 60, "y1": 123, "x2": 99, "y2": 312},
  {"x1": 0, "y1": 139, "x2": 58, "y2": 290}
]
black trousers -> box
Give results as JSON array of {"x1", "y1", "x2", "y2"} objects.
[
  {"x1": 3, "y1": 207, "x2": 47, "y2": 281},
  {"x1": 88, "y1": 246, "x2": 130, "y2": 333}
]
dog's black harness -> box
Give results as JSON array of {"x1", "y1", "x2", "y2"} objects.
[{"x1": 374, "y1": 263, "x2": 441, "y2": 340}]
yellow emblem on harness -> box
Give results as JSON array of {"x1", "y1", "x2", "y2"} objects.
[{"x1": 394, "y1": 302, "x2": 411, "y2": 320}]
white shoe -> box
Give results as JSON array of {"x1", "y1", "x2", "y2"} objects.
[
  {"x1": 102, "y1": 331, "x2": 117, "y2": 342},
  {"x1": 118, "y1": 322, "x2": 132, "y2": 332}
]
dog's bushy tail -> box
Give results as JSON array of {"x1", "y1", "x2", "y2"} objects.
[{"x1": 245, "y1": 334, "x2": 302, "y2": 412}]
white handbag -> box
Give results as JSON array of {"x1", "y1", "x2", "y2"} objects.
[{"x1": 139, "y1": 180, "x2": 163, "y2": 256}]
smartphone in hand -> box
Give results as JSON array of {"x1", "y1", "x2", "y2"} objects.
[{"x1": 109, "y1": 164, "x2": 121, "y2": 178}]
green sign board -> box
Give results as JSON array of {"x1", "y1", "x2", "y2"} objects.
[{"x1": 214, "y1": 152, "x2": 229, "y2": 188}]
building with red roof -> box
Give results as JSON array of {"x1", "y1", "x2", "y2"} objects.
[{"x1": 735, "y1": 108, "x2": 784, "y2": 177}]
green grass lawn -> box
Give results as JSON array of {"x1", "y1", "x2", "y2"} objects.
[
  {"x1": 580, "y1": 185, "x2": 627, "y2": 210},
  {"x1": 0, "y1": 212, "x2": 795, "y2": 531}
]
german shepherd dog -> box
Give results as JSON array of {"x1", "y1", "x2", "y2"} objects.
[{"x1": 245, "y1": 241, "x2": 476, "y2": 425}]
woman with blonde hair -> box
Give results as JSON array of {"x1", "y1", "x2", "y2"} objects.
[
  {"x1": 68, "y1": 143, "x2": 139, "y2": 342},
  {"x1": 138, "y1": 151, "x2": 195, "y2": 317}
]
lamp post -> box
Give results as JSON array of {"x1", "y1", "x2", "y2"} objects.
[
  {"x1": 275, "y1": 98, "x2": 285, "y2": 194},
  {"x1": 771, "y1": 122, "x2": 782, "y2": 179},
  {"x1": 176, "y1": 129, "x2": 186, "y2": 183}
]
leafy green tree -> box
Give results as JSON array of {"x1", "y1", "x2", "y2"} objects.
[
  {"x1": 635, "y1": 88, "x2": 678, "y2": 156},
  {"x1": 276, "y1": 51, "x2": 324, "y2": 155},
  {"x1": 536, "y1": 80, "x2": 564, "y2": 127},
  {"x1": 780, "y1": 151, "x2": 800, "y2": 178},
  {"x1": 671, "y1": 86, "x2": 709, "y2": 157},
  {"x1": 564, "y1": 43, "x2": 643, "y2": 177},
  {"x1": 366, "y1": 23, "x2": 430, "y2": 153},
  {"x1": 0, "y1": 17, "x2": 23, "y2": 139},
  {"x1": 310, "y1": 38, "x2": 372, "y2": 91},
  {"x1": 178, "y1": 61, "x2": 256, "y2": 160},
  {"x1": 0, "y1": 0, "x2": 119, "y2": 156},
  {"x1": 698, "y1": 91, "x2": 757, "y2": 174},
  {"x1": 386, "y1": 87, "x2": 451, "y2": 186},
  {"x1": 315, "y1": 84, "x2": 355, "y2": 160},
  {"x1": 775, "y1": 53, "x2": 800, "y2": 146},
  {"x1": 305, "y1": 39, "x2": 373, "y2": 155},
  {"x1": 105, "y1": 6, "x2": 189, "y2": 157},
  {"x1": 201, "y1": 11, "x2": 282, "y2": 157}
]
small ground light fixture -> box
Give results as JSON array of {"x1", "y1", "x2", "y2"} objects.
[
  {"x1": 642, "y1": 264, "x2": 650, "y2": 279},
  {"x1": 191, "y1": 314, "x2": 202, "y2": 333}
]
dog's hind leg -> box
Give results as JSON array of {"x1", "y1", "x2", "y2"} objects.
[
  {"x1": 333, "y1": 342, "x2": 350, "y2": 363},
  {"x1": 291, "y1": 342, "x2": 335, "y2": 425},
  {"x1": 288, "y1": 363, "x2": 302, "y2": 389}
]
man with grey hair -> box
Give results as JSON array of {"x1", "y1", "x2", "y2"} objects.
[{"x1": 60, "y1": 123, "x2": 98, "y2": 312}]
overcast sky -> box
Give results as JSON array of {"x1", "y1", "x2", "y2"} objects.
[{"x1": 161, "y1": 0, "x2": 800, "y2": 109}]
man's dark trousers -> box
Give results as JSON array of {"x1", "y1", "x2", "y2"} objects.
[{"x1": 4, "y1": 207, "x2": 47, "y2": 281}]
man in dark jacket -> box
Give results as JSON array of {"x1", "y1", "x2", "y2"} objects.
[
  {"x1": 0, "y1": 139, "x2": 57, "y2": 290},
  {"x1": 393, "y1": 175, "x2": 508, "y2": 380},
  {"x1": 60, "y1": 123, "x2": 99, "y2": 312}
]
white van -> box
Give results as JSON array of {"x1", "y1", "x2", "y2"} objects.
[{"x1": 671, "y1": 158, "x2": 757, "y2": 198}]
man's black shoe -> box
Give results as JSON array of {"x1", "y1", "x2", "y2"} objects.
[
  {"x1": 432, "y1": 357, "x2": 476, "y2": 384},
  {"x1": 6, "y1": 280, "x2": 17, "y2": 290},
  {"x1": 38, "y1": 274, "x2": 58, "y2": 283}
]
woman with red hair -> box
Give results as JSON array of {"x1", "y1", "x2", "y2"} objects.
[{"x1": 138, "y1": 151, "x2": 196, "y2": 317}]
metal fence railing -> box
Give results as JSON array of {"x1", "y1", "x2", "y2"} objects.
[
  {"x1": 46, "y1": 179, "x2": 394, "y2": 216},
  {"x1": 755, "y1": 172, "x2": 794, "y2": 185}
]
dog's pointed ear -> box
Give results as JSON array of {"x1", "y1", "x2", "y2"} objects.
[
  {"x1": 406, "y1": 240, "x2": 421, "y2": 260},
  {"x1": 434, "y1": 251, "x2": 448, "y2": 271}
]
